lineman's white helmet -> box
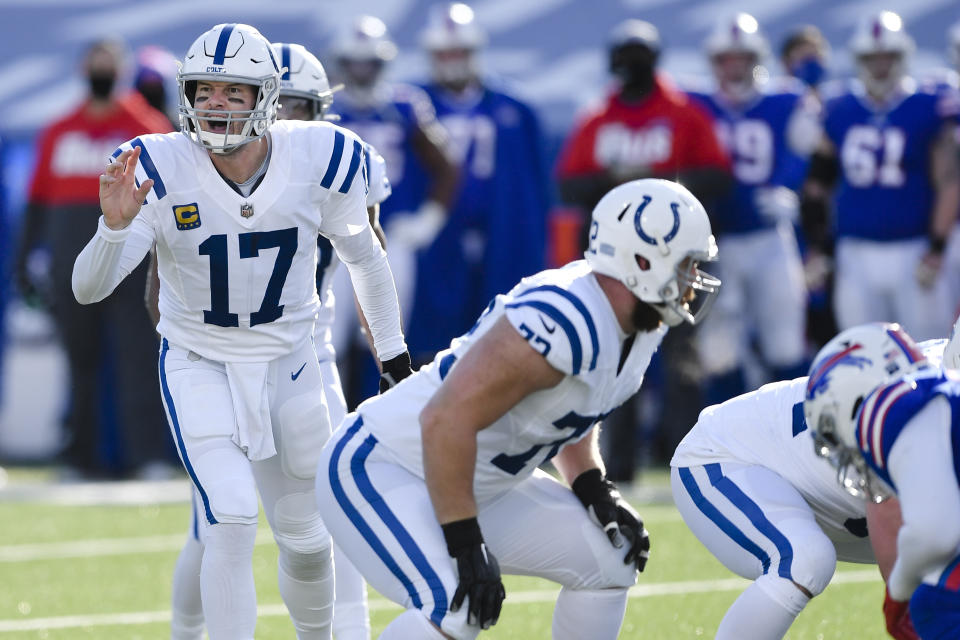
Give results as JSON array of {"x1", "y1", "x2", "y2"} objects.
[
  {"x1": 420, "y1": 3, "x2": 486, "y2": 85},
  {"x1": 332, "y1": 15, "x2": 398, "y2": 62},
  {"x1": 178, "y1": 23, "x2": 281, "y2": 153},
  {"x1": 804, "y1": 322, "x2": 928, "y2": 501},
  {"x1": 585, "y1": 179, "x2": 720, "y2": 327},
  {"x1": 272, "y1": 43, "x2": 335, "y2": 120},
  {"x1": 704, "y1": 12, "x2": 769, "y2": 60},
  {"x1": 848, "y1": 11, "x2": 914, "y2": 96}
]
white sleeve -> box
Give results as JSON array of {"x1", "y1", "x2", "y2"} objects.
[
  {"x1": 886, "y1": 397, "x2": 960, "y2": 601},
  {"x1": 327, "y1": 225, "x2": 406, "y2": 360},
  {"x1": 72, "y1": 214, "x2": 156, "y2": 304},
  {"x1": 364, "y1": 143, "x2": 392, "y2": 207},
  {"x1": 786, "y1": 94, "x2": 823, "y2": 158}
]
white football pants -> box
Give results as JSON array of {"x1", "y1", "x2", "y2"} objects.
[
  {"x1": 316, "y1": 417, "x2": 638, "y2": 640},
  {"x1": 834, "y1": 237, "x2": 953, "y2": 341},
  {"x1": 697, "y1": 224, "x2": 807, "y2": 375}
]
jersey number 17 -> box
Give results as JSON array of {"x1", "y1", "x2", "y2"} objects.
[{"x1": 199, "y1": 227, "x2": 298, "y2": 327}]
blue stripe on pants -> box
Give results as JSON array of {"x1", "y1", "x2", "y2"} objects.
[
  {"x1": 329, "y1": 418, "x2": 447, "y2": 625},
  {"x1": 159, "y1": 339, "x2": 216, "y2": 525},
  {"x1": 351, "y1": 433, "x2": 448, "y2": 626},
  {"x1": 679, "y1": 466, "x2": 772, "y2": 574},
  {"x1": 704, "y1": 463, "x2": 794, "y2": 580}
]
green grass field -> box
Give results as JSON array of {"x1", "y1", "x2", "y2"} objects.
[{"x1": 0, "y1": 468, "x2": 888, "y2": 639}]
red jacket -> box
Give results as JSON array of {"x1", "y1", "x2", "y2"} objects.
[
  {"x1": 28, "y1": 91, "x2": 172, "y2": 207},
  {"x1": 556, "y1": 75, "x2": 729, "y2": 178}
]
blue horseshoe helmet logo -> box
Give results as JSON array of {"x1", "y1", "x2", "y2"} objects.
[{"x1": 634, "y1": 198, "x2": 681, "y2": 246}]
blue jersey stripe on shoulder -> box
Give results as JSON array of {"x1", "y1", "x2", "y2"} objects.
[
  {"x1": 130, "y1": 138, "x2": 166, "y2": 200},
  {"x1": 338, "y1": 139, "x2": 363, "y2": 194},
  {"x1": 517, "y1": 285, "x2": 599, "y2": 371},
  {"x1": 505, "y1": 300, "x2": 583, "y2": 374},
  {"x1": 320, "y1": 130, "x2": 345, "y2": 189},
  {"x1": 212, "y1": 24, "x2": 236, "y2": 66},
  {"x1": 281, "y1": 44, "x2": 291, "y2": 81}
]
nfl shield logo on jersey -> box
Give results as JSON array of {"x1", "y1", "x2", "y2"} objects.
[{"x1": 240, "y1": 203, "x2": 254, "y2": 218}]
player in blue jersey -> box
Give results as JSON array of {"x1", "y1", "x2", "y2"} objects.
[
  {"x1": 316, "y1": 179, "x2": 721, "y2": 639},
  {"x1": 409, "y1": 2, "x2": 550, "y2": 362},
  {"x1": 801, "y1": 11, "x2": 960, "y2": 342},
  {"x1": 330, "y1": 16, "x2": 457, "y2": 321},
  {"x1": 688, "y1": 13, "x2": 820, "y2": 405},
  {"x1": 805, "y1": 322, "x2": 960, "y2": 640}
]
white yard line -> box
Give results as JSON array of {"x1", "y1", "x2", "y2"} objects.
[
  {"x1": 0, "y1": 531, "x2": 275, "y2": 562},
  {"x1": 0, "y1": 571, "x2": 881, "y2": 633}
]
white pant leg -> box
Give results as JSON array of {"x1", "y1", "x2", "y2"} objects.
[
  {"x1": 159, "y1": 340, "x2": 258, "y2": 525},
  {"x1": 944, "y1": 225, "x2": 960, "y2": 321},
  {"x1": 318, "y1": 358, "x2": 372, "y2": 640},
  {"x1": 316, "y1": 418, "x2": 475, "y2": 640},
  {"x1": 752, "y1": 225, "x2": 807, "y2": 368},
  {"x1": 478, "y1": 469, "x2": 637, "y2": 590},
  {"x1": 698, "y1": 235, "x2": 749, "y2": 376},
  {"x1": 671, "y1": 464, "x2": 837, "y2": 595},
  {"x1": 833, "y1": 239, "x2": 894, "y2": 332},
  {"x1": 891, "y1": 240, "x2": 953, "y2": 341}
]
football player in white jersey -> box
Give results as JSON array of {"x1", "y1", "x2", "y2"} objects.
[
  {"x1": 805, "y1": 323, "x2": 960, "y2": 640},
  {"x1": 669, "y1": 333, "x2": 945, "y2": 638},
  {"x1": 161, "y1": 40, "x2": 393, "y2": 640},
  {"x1": 72, "y1": 24, "x2": 411, "y2": 640},
  {"x1": 316, "y1": 178, "x2": 721, "y2": 639}
]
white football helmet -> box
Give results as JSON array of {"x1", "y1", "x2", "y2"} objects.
[
  {"x1": 332, "y1": 16, "x2": 398, "y2": 63},
  {"x1": 178, "y1": 23, "x2": 281, "y2": 153},
  {"x1": 848, "y1": 11, "x2": 914, "y2": 97},
  {"x1": 272, "y1": 43, "x2": 336, "y2": 121},
  {"x1": 420, "y1": 3, "x2": 486, "y2": 85},
  {"x1": 804, "y1": 322, "x2": 928, "y2": 501},
  {"x1": 704, "y1": 13, "x2": 768, "y2": 100},
  {"x1": 585, "y1": 179, "x2": 720, "y2": 327}
]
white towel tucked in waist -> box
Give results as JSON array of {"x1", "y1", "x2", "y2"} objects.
[{"x1": 225, "y1": 361, "x2": 276, "y2": 461}]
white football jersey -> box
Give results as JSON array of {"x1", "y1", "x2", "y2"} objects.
[
  {"x1": 111, "y1": 120, "x2": 372, "y2": 362},
  {"x1": 314, "y1": 142, "x2": 392, "y2": 360},
  {"x1": 357, "y1": 260, "x2": 667, "y2": 502},
  {"x1": 672, "y1": 339, "x2": 946, "y2": 549}
]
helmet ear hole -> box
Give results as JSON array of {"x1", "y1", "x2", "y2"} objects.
[
  {"x1": 635, "y1": 255, "x2": 651, "y2": 271},
  {"x1": 851, "y1": 396, "x2": 864, "y2": 421}
]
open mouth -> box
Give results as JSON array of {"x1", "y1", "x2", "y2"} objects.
[{"x1": 207, "y1": 119, "x2": 229, "y2": 134}]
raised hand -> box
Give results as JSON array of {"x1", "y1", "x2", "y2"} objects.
[{"x1": 99, "y1": 146, "x2": 154, "y2": 230}]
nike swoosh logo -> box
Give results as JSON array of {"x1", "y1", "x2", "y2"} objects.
[
  {"x1": 540, "y1": 316, "x2": 557, "y2": 334},
  {"x1": 291, "y1": 362, "x2": 307, "y2": 381}
]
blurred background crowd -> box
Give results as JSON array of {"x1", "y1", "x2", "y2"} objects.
[{"x1": 1, "y1": 0, "x2": 960, "y2": 486}]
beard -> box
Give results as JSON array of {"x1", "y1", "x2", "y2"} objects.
[{"x1": 631, "y1": 298, "x2": 663, "y2": 333}]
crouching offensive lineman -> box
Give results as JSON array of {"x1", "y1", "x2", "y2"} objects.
[{"x1": 316, "y1": 178, "x2": 723, "y2": 638}]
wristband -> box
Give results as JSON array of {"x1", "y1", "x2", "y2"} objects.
[
  {"x1": 571, "y1": 468, "x2": 613, "y2": 508},
  {"x1": 380, "y1": 351, "x2": 412, "y2": 386},
  {"x1": 441, "y1": 517, "x2": 484, "y2": 555}
]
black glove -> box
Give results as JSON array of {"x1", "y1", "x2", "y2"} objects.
[
  {"x1": 379, "y1": 351, "x2": 413, "y2": 393},
  {"x1": 572, "y1": 468, "x2": 650, "y2": 571},
  {"x1": 442, "y1": 517, "x2": 506, "y2": 630}
]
